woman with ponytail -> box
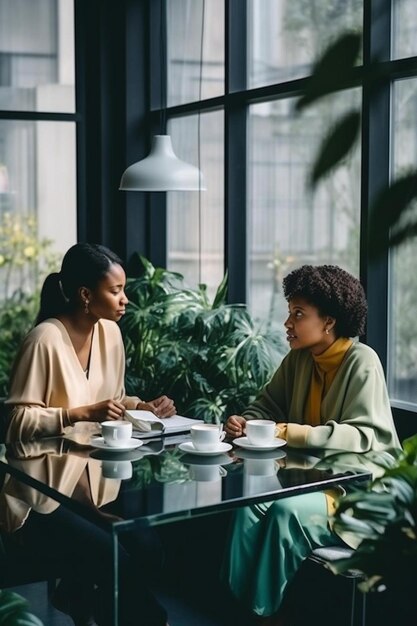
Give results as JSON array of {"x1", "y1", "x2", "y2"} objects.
[
  {"x1": 3, "y1": 243, "x2": 173, "y2": 626},
  {"x1": 5, "y1": 242, "x2": 175, "y2": 441}
]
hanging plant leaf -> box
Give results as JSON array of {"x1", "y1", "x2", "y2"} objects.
[
  {"x1": 309, "y1": 110, "x2": 360, "y2": 187},
  {"x1": 296, "y1": 32, "x2": 361, "y2": 112},
  {"x1": 212, "y1": 270, "x2": 228, "y2": 309},
  {"x1": 369, "y1": 172, "x2": 417, "y2": 258}
]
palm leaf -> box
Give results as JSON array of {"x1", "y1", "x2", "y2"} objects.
[
  {"x1": 0, "y1": 590, "x2": 43, "y2": 626},
  {"x1": 296, "y1": 32, "x2": 361, "y2": 112},
  {"x1": 369, "y1": 173, "x2": 417, "y2": 258},
  {"x1": 310, "y1": 110, "x2": 361, "y2": 187}
]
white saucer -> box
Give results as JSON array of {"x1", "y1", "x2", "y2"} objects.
[
  {"x1": 90, "y1": 437, "x2": 143, "y2": 452},
  {"x1": 234, "y1": 436, "x2": 286, "y2": 452},
  {"x1": 178, "y1": 441, "x2": 232, "y2": 456}
]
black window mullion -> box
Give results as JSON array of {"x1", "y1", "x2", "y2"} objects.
[
  {"x1": 124, "y1": 0, "x2": 150, "y2": 269},
  {"x1": 361, "y1": 0, "x2": 392, "y2": 370},
  {"x1": 225, "y1": 0, "x2": 247, "y2": 304},
  {"x1": 147, "y1": 0, "x2": 167, "y2": 269},
  {"x1": 74, "y1": 0, "x2": 87, "y2": 242}
]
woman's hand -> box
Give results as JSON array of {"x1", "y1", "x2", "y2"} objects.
[
  {"x1": 137, "y1": 395, "x2": 176, "y2": 418},
  {"x1": 68, "y1": 399, "x2": 126, "y2": 424},
  {"x1": 225, "y1": 415, "x2": 246, "y2": 439}
]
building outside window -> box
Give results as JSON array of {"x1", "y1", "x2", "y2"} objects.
[{"x1": 0, "y1": 0, "x2": 76, "y2": 299}]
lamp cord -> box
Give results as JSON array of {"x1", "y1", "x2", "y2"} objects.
[
  {"x1": 160, "y1": 0, "x2": 167, "y2": 134},
  {"x1": 198, "y1": 0, "x2": 205, "y2": 284}
]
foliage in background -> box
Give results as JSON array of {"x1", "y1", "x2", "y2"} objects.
[
  {"x1": 131, "y1": 448, "x2": 190, "y2": 489},
  {"x1": 0, "y1": 213, "x2": 59, "y2": 396},
  {"x1": 331, "y1": 434, "x2": 417, "y2": 596},
  {"x1": 120, "y1": 256, "x2": 286, "y2": 423},
  {"x1": 297, "y1": 31, "x2": 417, "y2": 257}
]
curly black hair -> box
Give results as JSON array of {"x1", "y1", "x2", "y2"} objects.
[{"x1": 282, "y1": 265, "x2": 367, "y2": 338}]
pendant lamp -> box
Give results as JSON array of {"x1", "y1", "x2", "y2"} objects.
[
  {"x1": 119, "y1": 135, "x2": 206, "y2": 191},
  {"x1": 119, "y1": 0, "x2": 205, "y2": 192}
]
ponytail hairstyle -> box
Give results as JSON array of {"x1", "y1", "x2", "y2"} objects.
[{"x1": 35, "y1": 243, "x2": 123, "y2": 325}]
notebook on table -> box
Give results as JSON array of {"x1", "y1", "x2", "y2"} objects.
[{"x1": 125, "y1": 410, "x2": 202, "y2": 439}]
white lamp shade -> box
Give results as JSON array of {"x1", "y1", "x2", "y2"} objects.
[{"x1": 119, "y1": 135, "x2": 206, "y2": 191}]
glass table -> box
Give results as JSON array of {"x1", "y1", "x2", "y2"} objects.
[{"x1": 0, "y1": 426, "x2": 374, "y2": 625}]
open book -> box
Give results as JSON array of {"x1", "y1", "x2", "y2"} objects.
[{"x1": 125, "y1": 410, "x2": 202, "y2": 438}]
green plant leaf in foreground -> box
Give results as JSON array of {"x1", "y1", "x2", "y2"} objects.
[
  {"x1": 369, "y1": 173, "x2": 417, "y2": 258},
  {"x1": 0, "y1": 590, "x2": 43, "y2": 626},
  {"x1": 296, "y1": 32, "x2": 361, "y2": 112},
  {"x1": 329, "y1": 433, "x2": 417, "y2": 593},
  {"x1": 309, "y1": 110, "x2": 361, "y2": 187}
]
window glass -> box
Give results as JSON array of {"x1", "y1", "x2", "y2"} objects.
[
  {"x1": 392, "y1": 0, "x2": 417, "y2": 60},
  {"x1": 388, "y1": 79, "x2": 417, "y2": 406},
  {"x1": 248, "y1": 0, "x2": 363, "y2": 88},
  {"x1": 247, "y1": 90, "x2": 361, "y2": 334},
  {"x1": 0, "y1": 0, "x2": 75, "y2": 112},
  {"x1": 167, "y1": 0, "x2": 224, "y2": 106},
  {"x1": 0, "y1": 120, "x2": 77, "y2": 298},
  {"x1": 167, "y1": 111, "x2": 224, "y2": 298}
]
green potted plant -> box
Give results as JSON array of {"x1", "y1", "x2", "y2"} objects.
[{"x1": 120, "y1": 256, "x2": 286, "y2": 422}]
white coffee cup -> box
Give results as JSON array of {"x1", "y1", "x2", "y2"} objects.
[
  {"x1": 190, "y1": 424, "x2": 226, "y2": 451},
  {"x1": 101, "y1": 421, "x2": 132, "y2": 447},
  {"x1": 101, "y1": 460, "x2": 133, "y2": 480},
  {"x1": 246, "y1": 420, "x2": 276, "y2": 446},
  {"x1": 189, "y1": 464, "x2": 227, "y2": 482}
]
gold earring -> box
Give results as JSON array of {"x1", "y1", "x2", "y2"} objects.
[{"x1": 84, "y1": 300, "x2": 89, "y2": 314}]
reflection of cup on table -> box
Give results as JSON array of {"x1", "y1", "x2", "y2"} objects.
[
  {"x1": 244, "y1": 457, "x2": 276, "y2": 476},
  {"x1": 246, "y1": 420, "x2": 276, "y2": 446},
  {"x1": 101, "y1": 460, "x2": 133, "y2": 480},
  {"x1": 189, "y1": 464, "x2": 227, "y2": 482},
  {"x1": 191, "y1": 424, "x2": 225, "y2": 451},
  {"x1": 101, "y1": 421, "x2": 132, "y2": 447}
]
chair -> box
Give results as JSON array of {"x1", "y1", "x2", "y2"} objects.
[
  {"x1": 308, "y1": 545, "x2": 366, "y2": 626},
  {"x1": 0, "y1": 467, "x2": 59, "y2": 592}
]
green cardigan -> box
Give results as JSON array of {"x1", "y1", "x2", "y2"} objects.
[{"x1": 242, "y1": 342, "x2": 400, "y2": 452}]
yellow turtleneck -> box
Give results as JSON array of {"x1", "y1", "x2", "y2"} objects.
[{"x1": 305, "y1": 337, "x2": 353, "y2": 426}]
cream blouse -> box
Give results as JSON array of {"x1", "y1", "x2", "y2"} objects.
[
  {"x1": 5, "y1": 318, "x2": 140, "y2": 441},
  {"x1": 0, "y1": 439, "x2": 120, "y2": 532}
]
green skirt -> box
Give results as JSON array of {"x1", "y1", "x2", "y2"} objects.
[{"x1": 222, "y1": 492, "x2": 344, "y2": 617}]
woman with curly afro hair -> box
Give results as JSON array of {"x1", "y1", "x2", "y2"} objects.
[
  {"x1": 223, "y1": 265, "x2": 400, "y2": 624},
  {"x1": 225, "y1": 264, "x2": 398, "y2": 451}
]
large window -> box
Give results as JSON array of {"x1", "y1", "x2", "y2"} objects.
[
  {"x1": 148, "y1": 0, "x2": 417, "y2": 421},
  {"x1": 388, "y1": 79, "x2": 417, "y2": 406},
  {"x1": 248, "y1": 0, "x2": 362, "y2": 87},
  {"x1": 167, "y1": 111, "x2": 224, "y2": 295},
  {"x1": 0, "y1": 0, "x2": 76, "y2": 299},
  {"x1": 248, "y1": 90, "x2": 361, "y2": 329},
  {"x1": 167, "y1": 0, "x2": 224, "y2": 106}
]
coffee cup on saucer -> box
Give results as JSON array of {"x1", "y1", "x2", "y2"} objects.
[
  {"x1": 190, "y1": 424, "x2": 225, "y2": 452},
  {"x1": 101, "y1": 460, "x2": 133, "y2": 480},
  {"x1": 101, "y1": 421, "x2": 132, "y2": 448},
  {"x1": 246, "y1": 420, "x2": 276, "y2": 447}
]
